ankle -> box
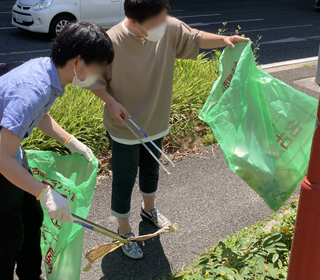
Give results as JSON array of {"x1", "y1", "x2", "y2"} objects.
[
  {"x1": 119, "y1": 225, "x2": 131, "y2": 236},
  {"x1": 142, "y1": 202, "x2": 154, "y2": 213}
]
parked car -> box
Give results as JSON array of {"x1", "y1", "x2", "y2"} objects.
[{"x1": 11, "y1": 0, "x2": 125, "y2": 37}]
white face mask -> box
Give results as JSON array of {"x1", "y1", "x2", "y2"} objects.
[
  {"x1": 137, "y1": 22, "x2": 167, "y2": 42},
  {"x1": 72, "y1": 65, "x2": 98, "y2": 88}
]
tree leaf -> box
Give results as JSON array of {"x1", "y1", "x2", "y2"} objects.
[
  {"x1": 268, "y1": 267, "x2": 278, "y2": 279},
  {"x1": 257, "y1": 258, "x2": 265, "y2": 273},
  {"x1": 272, "y1": 253, "x2": 279, "y2": 263}
]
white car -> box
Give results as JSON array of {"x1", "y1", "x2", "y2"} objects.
[{"x1": 11, "y1": 0, "x2": 125, "y2": 37}]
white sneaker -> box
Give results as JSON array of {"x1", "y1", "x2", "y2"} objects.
[{"x1": 140, "y1": 207, "x2": 171, "y2": 229}]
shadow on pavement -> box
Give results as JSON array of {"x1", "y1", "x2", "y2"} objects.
[{"x1": 99, "y1": 219, "x2": 172, "y2": 280}]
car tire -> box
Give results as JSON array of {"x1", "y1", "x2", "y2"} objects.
[{"x1": 49, "y1": 15, "x2": 73, "y2": 38}]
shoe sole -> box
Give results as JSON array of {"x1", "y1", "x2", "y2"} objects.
[
  {"x1": 121, "y1": 246, "x2": 143, "y2": 259},
  {"x1": 140, "y1": 212, "x2": 162, "y2": 229}
]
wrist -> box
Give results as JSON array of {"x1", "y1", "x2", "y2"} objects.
[
  {"x1": 105, "y1": 95, "x2": 117, "y2": 108},
  {"x1": 221, "y1": 36, "x2": 228, "y2": 45},
  {"x1": 36, "y1": 186, "x2": 47, "y2": 200},
  {"x1": 63, "y1": 134, "x2": 73, "y2": 146}
]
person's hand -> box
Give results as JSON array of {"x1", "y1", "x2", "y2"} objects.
[
  {"x1": 65, "y1": 136, "x2": 93, "y2": 162},
  {"x1": 109, "y1": 100, "x2": 131, "y2": 125},
  {"x1": 38, "y1": 187, "x2": 73, "y2": 223},
  {"x1": 224, "y1": 35, "x2": 250, "y2": 49}
]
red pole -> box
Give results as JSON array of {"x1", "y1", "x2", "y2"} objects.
[{"x1": 287, "y1": 99, "x2": 320, "y2": 279}]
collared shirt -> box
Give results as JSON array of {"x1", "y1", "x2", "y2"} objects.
[{"x1": 0, "y1": 57, "x2": 65, "y2": 163}]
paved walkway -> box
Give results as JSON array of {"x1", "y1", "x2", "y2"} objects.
[
  {"x1": 78, "y1": 61, "x2": 318, "y2": 280},
  {"x1": 80, "y1": 146, "x2": 274, "y2": 280}
]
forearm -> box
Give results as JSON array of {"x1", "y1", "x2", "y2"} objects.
[
  {"x1": 92, "y1": 88, "x2": 116, "y2": 107},
  {"x1": 200, "y1": 32, "x2": 228, "y2": 49},
  {"x1": 0, "y1": 155, "x2": 44, "y2": 197},
  {"x1": 38, "y1": 114, "x2": 70, "y2": 144}
]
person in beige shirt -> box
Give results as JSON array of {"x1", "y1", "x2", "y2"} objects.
[{"x1": 88, "y1": 0, "x2": 249, "y2": 259}]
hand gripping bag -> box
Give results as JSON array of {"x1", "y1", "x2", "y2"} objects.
[{"x1": 199, "y1": 41, "x2": 318, "y2": 211}]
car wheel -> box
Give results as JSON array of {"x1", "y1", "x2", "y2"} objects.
[{"x1": 49, "y1": 15, "x2": 73, "y2": 38}]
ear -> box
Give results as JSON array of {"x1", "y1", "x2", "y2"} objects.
[{"x1": 73, "y1": 55, "x2": 82, "y2": 68}]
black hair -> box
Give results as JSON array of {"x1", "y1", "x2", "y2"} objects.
[
  {"x1": 51, "y1": 21, "x2": 114, "y2": 68},
  {"x1": 124, "y1": 0, "x2": 170, "y2": 23}
]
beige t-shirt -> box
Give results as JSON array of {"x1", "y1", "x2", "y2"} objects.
[{"x1": 89, "y1": 16, "x2": 203, "y2": 144}]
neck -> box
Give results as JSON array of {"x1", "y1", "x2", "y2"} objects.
[
  {"x1": 57, "y1": 66, "x2": 73, "y2": 86},
  {"x1": 124, "y1": 19, "x2": 145, "y2": 38}
]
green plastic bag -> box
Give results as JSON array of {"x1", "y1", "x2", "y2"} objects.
[
  {"x1": 199, "y1": 41, "x2": 318, "y2": 211},
  {"x1": 26, "y1": 150, "x2": 99, "y2": 280}
]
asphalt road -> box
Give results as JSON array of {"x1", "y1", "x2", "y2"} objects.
[{"x1": 0, "y1": 0, "x2": 320, "y2": 64}]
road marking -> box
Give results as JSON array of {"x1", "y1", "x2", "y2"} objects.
[
  {"x1": 0, "y1": 49, "x2": 51, "y2": 56},
  {"x1": 177, "y1": 13, "x2": 221, "y2": 19},
  {"x1": 0, "y1": 12, "x2": 11, "y2": 14},
  {"x1": 260, "y1": 35, "x2": 320, "y2": 45},
  {"x1": 188, "y1": 18, "x2": 264, "y2": 27},
  {"x1": 0, "y1": 27, "x2": 16, "y2": 30},
  {"x1": 224, "y1": 24, "x2": 313, "y2": 34}
]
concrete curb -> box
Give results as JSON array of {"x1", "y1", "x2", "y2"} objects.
[{"x1": 261, "y1": 56, "x2": 318, "y2": 70}]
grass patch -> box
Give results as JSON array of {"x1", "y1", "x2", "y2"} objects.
[
  {"x1": 22, "y1": 53, "x2": 219, "y2": 154},
  {"x1": 168, "y1": 200, "x2": 297, "y2": 280}
]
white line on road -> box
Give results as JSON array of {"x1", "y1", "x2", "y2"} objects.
[
  {"x1": 0, "y1": 49, "x2": 51, "y2": 56},
  {"x1": 189, "y1": 18, "x2": 264, "y2": 27},
  {"x1": 260, "y1": 35, "x2": 320, "y2": 45},
  {"x1": 177, "y1": 13, "x2": 221, "y2": 19},
  {"x1": 0, "y1": 27, "x2": 16, "y2": 30},
  {"x1": 224, "y1": 24, "x2": 313, "y2": 34}
]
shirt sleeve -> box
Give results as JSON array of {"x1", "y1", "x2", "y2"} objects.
[
  {"x1": 1, "y1": 83, "x2": 48, "y2": 139},
  {"x1": 173, "y1": 18, "x2": 204, "y2": 60},
  {"x1": 85, "y1": 64, "x2": 112, "y2": 91}
]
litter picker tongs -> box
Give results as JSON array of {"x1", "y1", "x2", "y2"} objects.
[
  {"x1": 123, "y1": 118, "x2": 175, "y2": 175},
  {"x1": 72, "y1": 214, "x2": 130, "y2": 244}
]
